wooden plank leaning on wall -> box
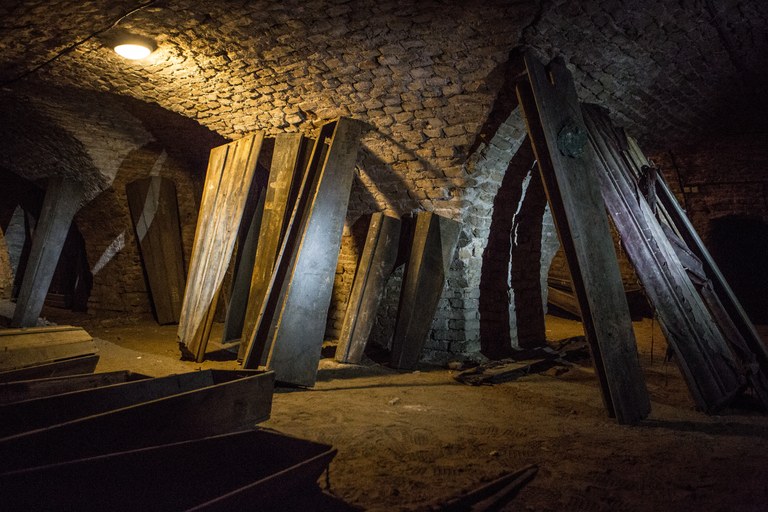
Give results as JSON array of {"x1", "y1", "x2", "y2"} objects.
[
  {"x1": 177, "y1": 133, "x2": 264, "y2": 362},
  {"x1": 516, "y1": 53, "x2": 650, "y2": 424}
]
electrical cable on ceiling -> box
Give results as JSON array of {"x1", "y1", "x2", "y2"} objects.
[{"x1": 0, "y1": 0, "x2": 160, "y2": 87}]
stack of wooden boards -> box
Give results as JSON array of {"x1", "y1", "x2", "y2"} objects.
[
  {"x1": 177, "y1": 116, "x2": 462, "y2": 387},
  {"x1": 0, "y1": 326, "x2": 98, "y2": 382},
  {"x1": 516, "y1": 52, "x2": 768, "y2": 423},
  {"x1": 0, "y1": 368, "x2": 335, "y2": 511}
]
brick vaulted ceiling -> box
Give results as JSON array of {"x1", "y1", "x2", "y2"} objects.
[{"x1": 0, "y1": 0, "x2": 767, "y2": 193}]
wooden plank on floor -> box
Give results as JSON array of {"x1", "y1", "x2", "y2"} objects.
[
  {"x1": 243, "y1": 118, "x2": 364, "y2": 387},
  {"x1": 0, "y1": 370, "x2": 274, "y2": 472},
  {"x1": 335, "y1": 213, "x2": 401, "y2": 364},
  {"x1": 390, "y1": 212, "x2": 461, "y2": 370},
  {"x1": 516, "y1": 54, "x2": 650, "y2": 424},
  {"x1": 178, "y1": 133, "x2": 264, "y2": 362},
  {"x1": 126, "y1": 176, "x2": 187, "y2": 325},
  {"x1": 0, "y1": 326, "x2": 96, "y2": 371},
  {"x1": 238, "y1": 133, "x2": 311, "y2": 360},
  {"x1": 12, "y1": 177, "x2": 84, "y2": 327}
]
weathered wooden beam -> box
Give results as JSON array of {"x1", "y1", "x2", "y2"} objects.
[
  {"x1": 516, "y1": 54, "x2": 650, "y2": 424},
  {"x1": 1, "y1": 429, "x2": 335, "y2": 512},
  {"x1": 238, "y1": 133, "x2": 311, "y2": 360},
  {"x1": 178, "y1": 133, "x2": 264, "y2": 362},
  {"x1": 335, "y1": 213, "x2": 401, "y2": 364},
  {"x1": 582, "y1": 104, "x2": 744, "y2": 412},
  {"x1": 0, "y1": 370, "x2": 274, "y2": 472},
  {"x1": 244, "y1": 118, "x2": 364, "y2": 387},
  {"x1": 126, "y1": 176, "x2": 187, "y2": 325},
  {"x1": 390, "y1": 212, "x2": 461, "y2": 370},
  {"x1": 0, "y1": 326, "x2": 96, "y2": 371},
  {"x1": 12, "y1": 177, "x2": 83, "y2": 327}
]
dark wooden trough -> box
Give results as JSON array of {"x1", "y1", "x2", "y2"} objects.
[
  {"x1": 0, "y1": 428, "x2": 336, "y2": 512},
  {"x1": 0, "y1": 369, "x2": 274, "y2": 472},
  {"x1": 0, "y1": 369, "x2": 148, "y2": 405}
]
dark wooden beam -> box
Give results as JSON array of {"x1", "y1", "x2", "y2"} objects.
[
  {"x1": 243, "y1": 118, "x2": 364, "y2": 387},
  {"x1": 126, "y1": 176, "x2": 186, "y2": 325},
  {"x1": 390, "y1": 212, "x2": 461, "y2": 370},
  {"x1": 516, "y1": 54, "x2": 650, "y2": 424},
  {"x1": 238, "y1": 133, "x2": 310, "y2": 360},
  {"x1": 12, "y1": 177, "x2": 83, "y2": 327},
  {"x1": 335, "y1": 213, "x2": 401, "y2": 364}
]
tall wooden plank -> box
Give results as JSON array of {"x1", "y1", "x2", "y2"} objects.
[
  {"x1": 221, "y1": 187, "x2": 265, "y2": 343},
  {"x1": 12, "y1": 177, "x2": 83, "y2": 327},
  {"x1": 244, "y1": 118, "x2": 363, "y2": 387},
  {"x1": 582, "y1": 104, "x2": 744, "y2": 412},
  {"x1": 516, "y1": 54, "x2": 650, "y2": 424},
  {"x1": 242, "y1": 125, "x2": 335, "y2": 370},
  {"x1": 177, "y1": 133, "x2": 264, "y2": 361},
  {"x1": 126, "y1": 176, "x2": 186, "y2": 325},
  {"x1": 335, "y1": 213, "x2": 401, "y2": 364},
  {"x1": 390, "y1": 212, "x2": 460, "y2": 370},
  {"x1": 238, "y1": 134, "x2": 309, "y2": 360}
]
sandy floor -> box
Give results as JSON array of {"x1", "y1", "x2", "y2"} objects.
[{"x1": 6, "y1": 304, "x2": 768, "y2": 511}]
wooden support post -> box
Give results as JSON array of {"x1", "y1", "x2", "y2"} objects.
[
  {"x1": 335, "y1": 213, "x2": 401, "y2": 364},
  {"x1": 390, "y1": 212, "x2": 461, "y2": 370},
  {"x1": 238, "y1": 133, "x2": 310, "y2": 360},
  {"x1": 12, "y1": 177, "x2": 83, "y2": 327},
  {"x1": 125, "y1": 176, "x2": 186, "y2": 325},
  {"x1": 177, "y1": 133, "x2": 264, "y2": 362},
  {"x1": 582, "y1": 104, "x2": 744, "y2": 412},
  {"x1": 516, "y1": 54, "x2": 650, "y2": 424},
  {"x1": 243, "y1": 118, "x2": 363, "y2": 387}
]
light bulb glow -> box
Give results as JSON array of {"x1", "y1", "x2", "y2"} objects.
[{"x1": 114, "y1": 43, "x2": 152, "y2": 60}]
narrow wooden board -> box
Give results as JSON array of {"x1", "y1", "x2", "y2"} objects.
[
  {"x1": 335, "y1": 213, "x2": 401, "y2": 364},
  {"x1": 582, "y1": 103, "x2": 743, "y2": 412},
  {"x1": 264, "y1": 118, "x2": 364, "y2": 386},
  {"x1": 221, "y1": 186, "x2": 265, "y2": 343},
  {"x1": 238, "y1": 133, "x2": 310, "y2": 360},
  {"x1": 126, "y1": 176, "x2": 187, "y2": 325},
  {"x1": 516, "y1": 54, "x2": 650, "y2": 424},
  {"x1": 0, "y1": 326, "x2": 95, "y2": 371},
  {"x1": 178, "y1": 133, "x2": 264, "y2": 361},
  {"x1": 0, "y1": 429, "x2": 335, "y2": 512},
  {"x1": 0, "y1": 370, "x2": 146, "y2": 405},
  {"x1": 390, "y1": 212, "x2": 461, "y2": 370},
  {"x1": 12, "y1": 177, "x2": 84, "y2": 327},
  {"x1": 0, "y1": 370, "x2": 274, "y2": 472},
  {"x1": 243, "y1": 125, "x2": 336, "y2": 370},
  {"x1": 243, "y1": 118, "x2": 364, "y2": 387}
]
